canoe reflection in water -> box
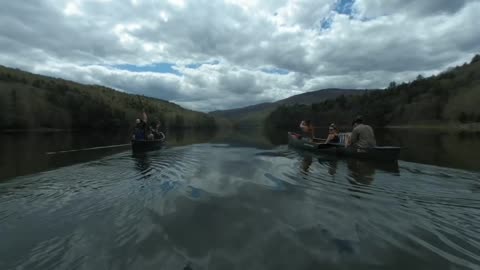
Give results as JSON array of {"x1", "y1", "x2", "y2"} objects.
[
  {"x1": 132, "y1": 152, "x2": 152, "y2": 177},
  {"x1": 300, "y1": 153, "x2": 400, "y2": 185},
  {"x1": 132, "y1": 152, "x2": 197, "y2": 270},
  {"x1": 347, "y1": 159, "x2": 375, "y2": 185},
  {"x1": 297, "y1": 153, "x2": 401, "y2": 256},
  {"x1": 302, "y1": 155, "x2": 339, "y2": 177}
]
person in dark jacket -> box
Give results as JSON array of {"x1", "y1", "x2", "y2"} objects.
[
  {"x1": 132, "y1": 110, "x2": 148, "y2": 140},
  {"x1": 133, "y1": 118, "x2": 146, "y2": 140}
]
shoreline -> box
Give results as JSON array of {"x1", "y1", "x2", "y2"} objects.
[
  {"x1": 2, "y1": 128, "x2": 71, "y2": 133},
  {"x1": 1, "y1": 126, "x2": 219, "y2": 134},
  {"x1": 307, "y1": 123, "x2": 480, "y2": 131},
  {"x1": 385, "y1": 123, "x2": 480, "y2": 131},
  {"x1": 3, "y1": 123, "x2": 480, "y2": 134}
]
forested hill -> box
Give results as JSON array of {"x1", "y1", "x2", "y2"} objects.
[
  {"x1": 210, "y1": 89, "x2": 366, "y2": 127},
  {"x1": 0, "y1": 66, "x2": 216, "y2": 131},
  {"x1": 266, "y1": 54, "x2": 480, "y2": 130}
]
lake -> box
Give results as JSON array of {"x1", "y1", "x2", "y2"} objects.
[{"x1": 0, "y1": 128, "x2": 479, "y2": 269}]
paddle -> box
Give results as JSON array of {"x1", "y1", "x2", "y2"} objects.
[
  {"x1": 317, "y1": 143, "x2": 335, "y2": 149},
  {"x1": 46, "y1": 143, "x2": 131, "y2": 155}
]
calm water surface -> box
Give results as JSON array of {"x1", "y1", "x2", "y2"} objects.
[{"x1": 0, "y1": 129, "x2": 479, "y2": 269}]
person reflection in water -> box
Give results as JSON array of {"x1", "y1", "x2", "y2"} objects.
[
  {"x1": 302, "y1": 155, "x2": 339, "y2": 178},
  {"x1": 327, "y1": 159, "x2": 338, "y2": 176},
  {"x1": 347, "y1": 159, "x2": 375, "y2": 185},
  {"x1": 316, "y1": 158, "x2": 338, "y2": 177},
  {"x1": 301, "y1": 155, "x2": 313, "y2": 173},
  {"x1": 132, "y1": 152, "x2": 152, "y2": 180}
]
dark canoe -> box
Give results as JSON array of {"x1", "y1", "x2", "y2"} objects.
[
  {"x1": 288, "y1": 132, "x2": 401, "y2": 161},
  {"x1": 131, "y1": 139, "x2": 164, "y2": 152}
]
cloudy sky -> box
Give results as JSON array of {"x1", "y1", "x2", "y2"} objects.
[{"x1": 1, "y1": 0, "x2": 479, "y2": 111}]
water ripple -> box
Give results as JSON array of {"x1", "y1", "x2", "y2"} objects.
[{"x1": 1, "y1": 144, "x2": 479, "y2": 269}]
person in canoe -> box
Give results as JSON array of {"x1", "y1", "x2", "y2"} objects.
[
  {"x1": 140, "y1": 111, "x2": 157, "y2": 141},
  {"x1": 132, "y1": 110, "x2": 148, "y2": 140},
  {"x1": 299, "y1": 120, "x2": 314, "y2": 141},
  {"x1": 146, "y1": 128, "x2": 155, "y2": 140},
  {"x1": 151, "y1": 121, "x2": 165, "y2": 140},
  {"x1": 347, "y1": 116, "x2": 376, "y2": 148},
  {"x1": 324, "y1": 123, "x2": 340, "y2": 144}
]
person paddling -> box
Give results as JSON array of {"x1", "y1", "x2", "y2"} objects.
[
  {"x1": 152, "y1": 121, "x2": 165, "y2": 140},
  {"x1": 132, "y1": 110, "x2": 148, "y2": 140},
  {"x1": 299, "y1": 120, "x2": 314, "y2": 141},
  {"x1": 347, "y1": 116, "x2": 376, "y2": 148}
]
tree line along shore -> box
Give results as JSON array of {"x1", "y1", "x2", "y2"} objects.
[{"x1": 266, "y1": 55, "x2": 480, "y2": 131}]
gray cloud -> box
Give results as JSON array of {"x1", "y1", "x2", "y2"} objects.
[
  {"x1": 0, "y1": 2, "x2": 121, "y2": 63},
  {"x1": 353, "y1": 0, "x2": 475, "y2": 18},
  {"x1": 1, "y1": 0, "x2": 479, "y2": 111}
]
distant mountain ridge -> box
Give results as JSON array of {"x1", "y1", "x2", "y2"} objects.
[{"x1": 210, "y1": 88, "x2": 369, "y2": 126}]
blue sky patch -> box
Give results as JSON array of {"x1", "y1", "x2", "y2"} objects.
[
  {"x1": 321, "y1": 17, "x2": 334, "y2": 29},
  {"x1": 335, "y1": 0, "x2": 355, "y2": 16},
  {"x1": 186, "y1": 60, "x2": 220, "y2": 69},
  {"x1": 186, "y1": 63, "x2": 202, "y2": 69},
  {"x1": 114, "y1": 63, "x2": 182, "y2": 75},
  {"x1": 113, "y1": 60, "x2": 220, "y2": 75},
  {"x1": 321, "y1": 0, "x2": 355, "y2": 30},
  {"x1": 261, "y1": 67, "x2": 290, "y2": 75}
]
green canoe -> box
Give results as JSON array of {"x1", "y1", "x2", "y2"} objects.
[
  {"x1": 288, "y1": 132, "x2": 401, "y2": 161},
  {"x1": 131, "y1": 139, "x2": 164, "y2": 152}
]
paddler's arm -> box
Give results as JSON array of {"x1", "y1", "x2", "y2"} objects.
[
  {"x1": 324, "y1": 134, "x2": 333, "y2": 144},
  {"x1": 142, "y1": 109, "x2": 148, "y2": 123},
  {"x1": 348, "y1": 129, "x2": 358, "y2": 146}
]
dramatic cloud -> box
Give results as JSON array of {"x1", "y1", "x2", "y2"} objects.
[{"x1": 1, "y1": 0, "x2": 479, "y2": 111}]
